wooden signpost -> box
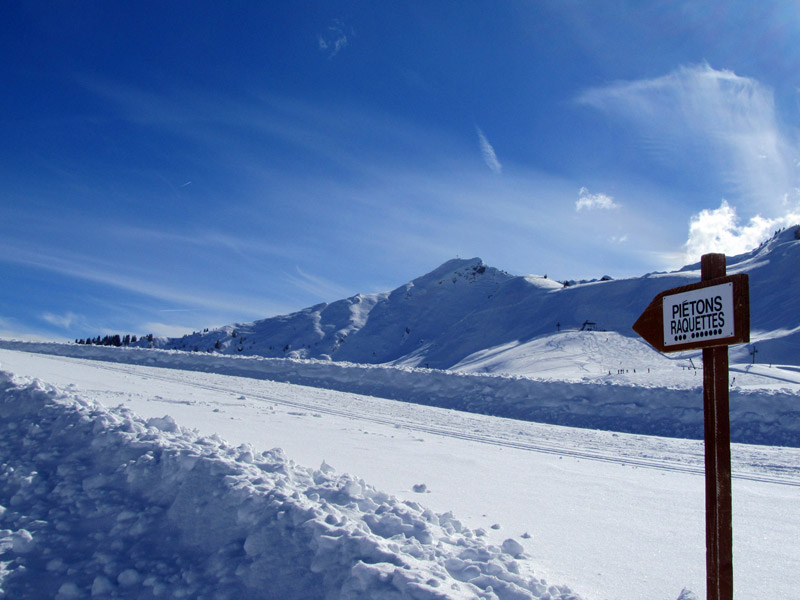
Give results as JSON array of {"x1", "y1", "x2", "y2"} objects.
[{"x1": 633, "y1": 253, "x2": 750, "y2": 600}]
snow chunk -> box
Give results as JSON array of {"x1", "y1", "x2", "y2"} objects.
[
  {"x1": 56, "y1": 582, "x2": 81, "y2": 598},
  {"x1": 117, "y1": 568, "x2": 142, "y2": 587},
  {"x1": 501, "y1": 538, "x2": 525, "y2": 558},
  {"x1": 145, "y1": 414, "x2": 179, "y2": 432},
  {"x1": 91, "y1": 576, "x2": 114, "y2": 596},
  {"x1": 11, "y1": 529, "x2": 35, "y2": 553}
]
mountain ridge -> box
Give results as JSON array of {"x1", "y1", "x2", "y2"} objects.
[{"x1": 147, "y1": 226, "x2": 800, "y2": 373}]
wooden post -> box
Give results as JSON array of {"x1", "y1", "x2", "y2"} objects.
[
  {"x1": 633, "y1": 253, "x2": 747, "y2": 598},
  {"x1": 701, "y1": 253, "x2": 733, "y2": 600}
]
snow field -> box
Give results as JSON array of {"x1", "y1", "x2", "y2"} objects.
[
  {"x1": 0, "y1": 371, "x2": 583, "y2": 599},
  {"x1": 1, "y1": 341, "x2": 798, "y2": 447},
  {"x1": 2, "y1": 349, "x2": 799, "y2": 599}
]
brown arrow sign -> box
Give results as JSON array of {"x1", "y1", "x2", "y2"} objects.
[{"x1": 633, "y1": 274, "x2": 750, "y2": 353}]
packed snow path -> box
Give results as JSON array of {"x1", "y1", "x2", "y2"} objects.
[
  {"x1": 1, "y1": 348, "x2": 799, "y2": 599},
  {"x1": 1, "y1": 341, "x2": 799, "y2": 447}
]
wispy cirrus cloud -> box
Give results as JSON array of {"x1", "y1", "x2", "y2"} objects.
[
  {"x1": 285, "y1": 266, "x2": 354, "y2": 303},
  {"x1": 575, "y1": 187, "x2": 619, "y2": 211},
  {"x1": 577, "y1": 63, "x2": 799, "y2": 206},
  {"x1": 41, "y1": 311, "x2": 82, "y2": 330},
  {"x1": 578, "y1": 63, "x2": 797, "y2": 207},
  {"x1": 139, "y1": 322, "x2": 197, "y2": 338},
  {"x1": 476, "y1": 127, "x2": 502, "y2": 174},
  {"x1": 318, "y1": 20, "x2": 350, "y2": 58},
  {"x1": 0, "y1": 241, "x2": 282, "y2": 320},
  {"x1": 0, "y1": 315, "x2": 68, "y2": 341},
  {"x1": 578, "y1": 63, "x2": 800, "y2": 260},
  {"x1": 79, "y1": 77, "x2": 464, "y2": 185}
]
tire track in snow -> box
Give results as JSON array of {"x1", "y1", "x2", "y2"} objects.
[{"x1": 28, "y1": 353, "x2": 800, "y2": 488}]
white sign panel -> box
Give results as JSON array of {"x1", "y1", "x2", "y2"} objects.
[{"x1": 662, "y1": 282, "x2": 734, "y2": 347}]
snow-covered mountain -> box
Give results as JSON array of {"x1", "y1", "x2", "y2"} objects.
[{"x1": 149, "y1": 226, "x2": 800, "y2": 372}]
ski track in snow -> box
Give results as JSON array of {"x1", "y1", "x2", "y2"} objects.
[{"x1": 30, "y1": 353, "x2": 800, "y2": 488}]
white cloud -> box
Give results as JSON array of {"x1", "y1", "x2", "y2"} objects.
[
  {"x1": 476, "y1": 127, "x2": 502, "y2": 174},
  {"x1": 685, "y1": 199, "x2": 800, "y2": 261},
  {"x1": 318, "y1": 20, "x2": 349, "y2": 58},
  {"x1": 139, "y1": 322, "x2": 197, "y2": 338},
  {"x1": 41, "y1": 311, "x2": 80, "y2": 329},
  {"x1": 576, "y1": 187, "x2": 619, "y2": 211}
]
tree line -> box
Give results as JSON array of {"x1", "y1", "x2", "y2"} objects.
[{"x1": 75, "y1": 333, "x2": 155, "y2": 347}]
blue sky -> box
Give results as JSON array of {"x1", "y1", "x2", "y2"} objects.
[{"x1": 3, "y1": 1, "x2": 800, "y2": 340}]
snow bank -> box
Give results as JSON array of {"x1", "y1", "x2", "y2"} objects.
[
  {"x1": 2, "y1": 341, "x2": 799, "y2": 447},
  {"x1": 0, "y1": 371, "x2": 582, "y2": 599}
]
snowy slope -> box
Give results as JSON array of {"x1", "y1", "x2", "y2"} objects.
[
  {"x1": 1, "y1": 349, "x2": 798, "y2": 600},
  {"x1": 143, "y1": 227, "x2": 800, "y2": 372}
]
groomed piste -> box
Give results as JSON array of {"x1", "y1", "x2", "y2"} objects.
[{"x1": 2, "y1": 341, "x2": 798, "y2": 447}]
